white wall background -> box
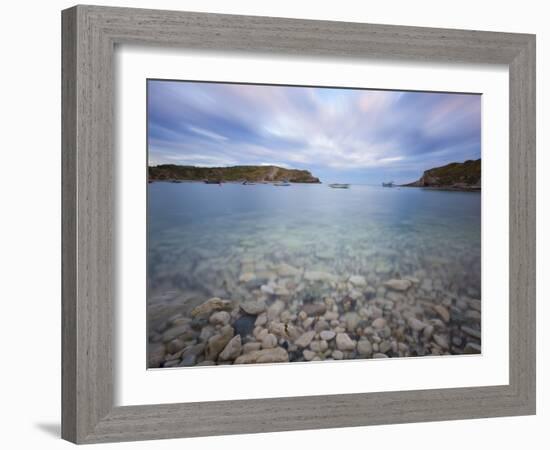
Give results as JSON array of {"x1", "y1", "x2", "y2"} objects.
[{"x1": 0, "y1": 1, "x2": 546, "y2": 448}]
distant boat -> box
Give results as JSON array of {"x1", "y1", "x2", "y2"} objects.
[
  {"x1": 170, "y1": 179, "x2": 182, "y2": 183},
  {"x1": 329, "y1": 183, "x2": 350, "y2": 189},
  {"x1": 242, "y1": 180, "x2": 256, "y2": 185},
  {"x1": 204, "y1": 179, "x2": 222, "y2": 185},
  {"x1": 382, "y1": 181, "x2": 395, "y2": 187},
  {"x1": 274, "y1": 180, "x2": 290, "y2": 186}
]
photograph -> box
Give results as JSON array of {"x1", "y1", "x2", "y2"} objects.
[{"x1": 146, "y1": 79, "x2": 482, "y2": 368}]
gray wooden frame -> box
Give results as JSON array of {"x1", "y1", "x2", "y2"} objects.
[{"x1": 62, "y1": 4, "x2": 536, "y2": 444}]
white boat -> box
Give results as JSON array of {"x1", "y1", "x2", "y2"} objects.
[
  {"x1": 382, "y1": 181, "x2": 395, "y2": 187},
  {"x1": 329, "y1": 183, "x2": 350, "y2": 189}
]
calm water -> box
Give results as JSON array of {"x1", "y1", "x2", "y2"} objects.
[{"x1": 147, "y1": 182, "x2": 481, "y2": 327}]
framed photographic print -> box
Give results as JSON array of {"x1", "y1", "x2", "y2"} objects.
[
  {"x1": 146, "y1": 79, "x2": 483, "y2": 368},
  {"x1": 62, "y1": 5, "x2": 536, "y2": 444}
]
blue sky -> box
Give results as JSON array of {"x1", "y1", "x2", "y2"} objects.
[{"x1": 148, "y1": 80, "x2": 481, "y2": 184}]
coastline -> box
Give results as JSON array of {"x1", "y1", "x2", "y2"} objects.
[
  {"x1": 400, "y1": 159, "x2": 481, "y2": 192},
  {"x1": 148, "y1": 164, "x2": 321, "y2": 184},
  {"x1": 149, "y1": 180, "x2": 480, "y2": 191},
  {"x1": 400, "y1": 185, "x2": 481, "y2": 192},
  {"x1": 148, "y1": 179, "x2": 321, "y2": 184}
]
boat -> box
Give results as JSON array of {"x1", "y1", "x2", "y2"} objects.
[
  {"x1": 273, "y1": 180, "x2": 290, "y2": 186},
  {"x1": 329, "y1": 183, "x2": 350, "y2": 189},
  {"x1": 242, "y1": 180, "x2": 256, "y2": 185},
  {"x1": 204, "y1": 179, "x2": 222, "y2": 184},
  {"x1": 382, "y1": 181, "x2": 395, "y2": 187},
  {"x1": 170, "y1": 179, "x2": 182, "y2": 183}
]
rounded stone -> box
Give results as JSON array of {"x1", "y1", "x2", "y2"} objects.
[
  {"x1": 295, "y1": 330, "x2": 316, "y2": 348},
  {"x1": 219, "y1": 335, "x2": 242, "y2": 361},
  {"x1": 209, "y1": 310, "x2": 231, "y2": 326},
  {"x1": 261, "y1": 333, "x2": 278, "y2": 349},
  {"x1": 357, "y1": 339, "x2": 373, "y2": 357},
  {"x1": 372, "y1": 318, "x2": 387, "y2": 329},
  {"x1": 336, "y1": 333, "x2": 356, "y2": 351},
  {"x1": 320, "y1": 330, "x2": 336, "y2": 341}
]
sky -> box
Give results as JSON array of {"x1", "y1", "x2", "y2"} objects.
[{"x1": 147, "y1": 80, "x2": 481, "y2": 184}]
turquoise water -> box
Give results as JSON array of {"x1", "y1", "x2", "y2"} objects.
[
  {"x1": 148, "y1": 182, "x2": 481, "y2": 291},
  {"x1": 147, "y1": 182, "x2": 480, "y2": 325}
]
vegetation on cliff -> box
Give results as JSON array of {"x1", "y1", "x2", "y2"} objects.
[
  {"x1": 148, "y1": 164, "x2": 321, "y2": 183},
  {"x1": 403, "y1": 159, "x2": 481, "y2": 190}
]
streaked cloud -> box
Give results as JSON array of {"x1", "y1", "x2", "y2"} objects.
[
  {"x1": 187, "y1": 125, "x2": 228, "y2": 141},
  {"x1": 148, "y1": 80, "x2": 481, "y2": 184}
]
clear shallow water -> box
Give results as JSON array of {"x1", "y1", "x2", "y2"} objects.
[{"x1": 147, "y1": 182, "x2": 481, "y2": 366}]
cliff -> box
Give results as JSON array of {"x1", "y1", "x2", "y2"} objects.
[
  {"x1": 403, "y1": 159, "x2": 481, "y2": 191},
  {"x1": 148, "y1": 164, "x2": 321, "y2": 183}
]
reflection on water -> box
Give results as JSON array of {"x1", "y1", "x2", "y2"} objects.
[{"x1": 147, "y1": 182, "x2": 481, "y2": 368}]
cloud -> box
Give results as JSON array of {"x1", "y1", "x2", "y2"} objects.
[
  {"x1": 187, "y1": 125, "x2": 228, "y2": 141},
  {"x1": 147, "y1": 80, "x2": 481, "y2": 183}
]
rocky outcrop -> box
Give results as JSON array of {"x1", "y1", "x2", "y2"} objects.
[
  {"x1": 403, "y1": 159, "x2": 481, "y2": 191},
  {"x1": 148, "y1": 164, "x2": 321, "y2": 183}
]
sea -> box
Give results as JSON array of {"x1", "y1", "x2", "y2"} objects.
[{"x1": 147, "y1": 182, "x2": 481, "y2": 330}]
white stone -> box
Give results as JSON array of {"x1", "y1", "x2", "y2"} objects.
[
  {"x1": 320, "y1": 330, "x2": 336, "y2": 341},
  {"x1": 240, "y1": 300, "x2": 266, "y2": 315},
  {"x1": 310, "y1": 340, "x2": 328, "y2": 352},
  {"x1": 408, "y1": 317, "x2": 427, "y2": 331},
  {"x1": 239, "y1": 272, "x2": 256, "y2": 283},
  {"x1": 433, "y1": 305, "x2": 450, "y2": 323},
  {"x1": 433, "y1": 334, "x2": 449, "y2": 350},
  {"x1": 234, "y1": 347, "x2": 289, "y2": 364},
  {"x1": 261, "y1": 333, "x2": 278, "y2": 349},
  {"x1": 349, "y1": 275, "x2": 367, "y2": 287},
  {"x1": 267, "y1": 300, "x2": 285, "y2": 321},
  {"x1": 304, "y1": 271, "x2": 336, "y2": 282},
  {"x1": 295, "y1": 330, "x2": 316, "y2": 348},
  {"x1": 209, "y1": 310, "x2": 230, "y2": 326},
  {"x1": 275, "y1": 263, "x2": 301, "y2": 277},
  {"x1": 219, "y1": 335, "x2": 242, "y2": 360},
  {"x1": 255, "y1": 313, "x2": 267, "y2": 327},
  {"x1": 372, "y1": 317, "x2": 387, "y2": 329},
  {"x1": 336, "y1": 333, "x2": 356, "y2": 351},
  {"x1": 384, "y1": 279, "x2": 412, "y2": 291}
]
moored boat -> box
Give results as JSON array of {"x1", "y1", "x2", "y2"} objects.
[
  {"x1": 273, "y1": 180, "x2": 291, "y2": 186},
  {"x1": 204, "y1": 179, "x2": 222, "y2": 184},
  {"x1": 328, "y1": 183, "x2": 350, "y2": 189},
  {"x1": 382, "y1": 181, "x2": 395, "y2": 187}
]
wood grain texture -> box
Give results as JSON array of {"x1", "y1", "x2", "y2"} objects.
[
  {"x1": 61, "y1": 4, "x2": 536, "y2": 444},
  {"x1": 61, "y1": 6, "x2": 77, "y2": 443},
  {"x1": 508, "y1": 36, "x2": 536, "y2": 409}
]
